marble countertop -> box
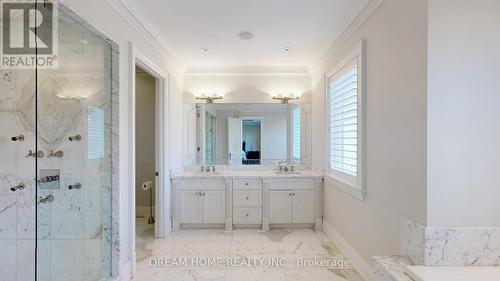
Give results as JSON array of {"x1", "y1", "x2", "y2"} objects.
[{"x1": 171, "y1": 170, "x2": 324, "y2": 179}]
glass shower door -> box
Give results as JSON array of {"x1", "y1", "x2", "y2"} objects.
[{"x1": 35, "y1": 6, "x2": 114, "y2": 281}]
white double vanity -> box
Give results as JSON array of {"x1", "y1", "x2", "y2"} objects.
[
  {"x1": 171, "y1": 170, "x2": 323, "y2": 231},
  {"x1": 176, "y1": 102, "x2": 319, "y2": 231}
]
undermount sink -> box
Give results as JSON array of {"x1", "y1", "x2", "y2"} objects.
[{"x1": 274, "y1": 171, "x2": 302, "y2": 175}]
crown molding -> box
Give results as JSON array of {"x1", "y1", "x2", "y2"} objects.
[
  {"x1": 309, "y1": 0, "x2": 385, "y2": 72},
  {"x1": 106, "y1": 0, "x2": 184, "y2": 71},
  {"x1": 184, "y1": 66, "x2": 311, "y2": 77}
]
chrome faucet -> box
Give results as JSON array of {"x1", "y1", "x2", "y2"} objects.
[
  {"x1": 201, "y1": 165, "x2": 216, "y2": 172},
  {"x1": 278, "y1": 161, "x2": 288, "y2": 172}
]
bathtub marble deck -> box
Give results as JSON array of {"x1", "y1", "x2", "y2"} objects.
[{"x1": 134, "y1": 227, "x2": 363, "y2": 281}]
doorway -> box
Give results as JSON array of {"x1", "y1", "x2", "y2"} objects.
[
  {"x1": 242, "y1": 119, "x2": 262, "y2": 165},
  {"x1": 134, "y1": 66, "x2": 157, "y2": 262}
]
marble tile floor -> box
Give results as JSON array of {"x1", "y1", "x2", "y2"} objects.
[
  {"x1": 134, "y1": 223, "x2": 363, "y2": 281},
  {"x1": 136, "y1": 217, "x2": 156, "y2": 262}
]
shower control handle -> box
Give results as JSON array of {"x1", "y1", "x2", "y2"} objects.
[
  {"x1": 39, "y1": 195, "x2": 54, "y2": 204},
  {"x1": 26, "y1": 150, "x2": 44, "y2": 158},
  {"x1": 68, "y1": 135, "x2": 81, "y2": 141},
  {"x1": 38, "y1": 175, "x2": 60, "y2": 183},
  {"x1": 10, "y1": 183, "x2": 25, "y2": 192},
  {"x1": 47, "y1": 150, "x2": 64, "y2": 158},
  {"x1": 68, "y1": 183, "x2": 82, "y2": 190},
  {"x1": 11, "y1": 135, "x2": 25, "y2": 142}
]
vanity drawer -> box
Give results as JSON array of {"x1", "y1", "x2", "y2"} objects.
[
  {"x1": 233, "y1": 179, "x2": 262, "y2": 190},
  {"x1": 233, "y1": 207, "x2": 262, "y2": 224},
  {"x1": 233, "y1": 190, "x2": 262, "y2": 206},
  {"x1": 266, "y1": 179, "x2": 314, "y2": 190}
]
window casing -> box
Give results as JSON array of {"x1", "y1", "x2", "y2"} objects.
[{"x1": 325, "y1": 42, "x2": 364, "y2": 194}]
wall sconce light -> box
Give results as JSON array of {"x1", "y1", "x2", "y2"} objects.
[
  {"x1": 272, "y1": 94, "x2": 300, "y2": 104},
  {"x1": 194, "y1": 94, "x2": 223, "y2": 103}
]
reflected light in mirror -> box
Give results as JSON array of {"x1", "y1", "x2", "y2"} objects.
[{"x1": 56, "y1": 90, "x2": 92, "y2": 100}]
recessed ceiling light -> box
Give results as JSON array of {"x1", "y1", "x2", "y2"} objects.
[
  {"x1": 201, "y1": 47, "x2": 209, "y2": 52},
  {"x1": 238, "y1": 31, "x2": 254, "y2": 40},
  {"x1": 283, "y1": 47, "x2": 293, "y2": 52}
]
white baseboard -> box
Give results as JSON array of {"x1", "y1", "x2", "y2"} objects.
[
  {"x1": 323, "y1": 221, "x2": 373, "y2": 281},
  {"x1": 135, "y1": 206, "x2": 155, "y2": 217}
]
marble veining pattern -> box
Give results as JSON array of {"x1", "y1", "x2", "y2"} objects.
[
  {"x1": 0, "y1": 3, "x2": 120, "y2": 281},
  {"x1": 424, "y1": 227, "x2": 500, "y2": 266},
  {"x1": 372, "y1": 256, "x2": 414, "y2": 281},
  {"x1": 135, "y1": 220, "x2": 363, "y2": 281},
  {"x1": 400, "y1": 217, "x2": 425, "y2": 265},
  {"x1": 401, "y1": 217, "x2": 500, "y2": 266}
]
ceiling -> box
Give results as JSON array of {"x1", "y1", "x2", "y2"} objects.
[{"x1": 130, "y1": 0, "x2": 368, "y2": 68}]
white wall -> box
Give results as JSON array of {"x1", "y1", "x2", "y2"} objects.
[
  {"x1": 135, "y1": 72, "x2": 156, "y2": 212},
  {"x1": 311, "y1": 0, "x2": 427, "y2": 263},
  {"x1": 427, "y1": 0, "x2": 500, "y2": 227},
  {"x1": 63, "y1": 0, "x2": 184, "y2": 278}
]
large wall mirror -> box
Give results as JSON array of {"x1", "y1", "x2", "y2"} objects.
[{"x1": 185, "y1": 103, "x2": 312, "y2": 166}]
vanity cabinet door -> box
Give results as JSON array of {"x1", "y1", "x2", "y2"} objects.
[
  {"x1": 202, "y1": 190, "x2": 226, "y2": 224},
  {"x1": 180, "y1": 191, "x2": 203, "y2": 223},
  {"x1": 292, "y1": 190, "x2": 314, "y2": 223},
  {"x1": 269, "y1": 190, "x2": 292, "y2": 223}
]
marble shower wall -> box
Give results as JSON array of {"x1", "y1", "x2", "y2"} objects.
[
  {"x1": 0, "y1": 6, "x2": 116, "y2": 281},
  {"x1": 400, "y1": 216, "x2": 500, "y2": 266}
]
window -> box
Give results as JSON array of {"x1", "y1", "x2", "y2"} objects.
[
  {"x1": 88, "y1": 106, "x2": 105, "y2": 159},
  {"x1": 292, "y1": 107, "x2": 301, "y2": 159},
  {"x1": 326, "y1": 42, "x2": 364, "y2": 197}
]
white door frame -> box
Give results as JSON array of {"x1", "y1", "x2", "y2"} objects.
[{"x1": 129, "y1": 41, "x2": 171, "y2": 276}]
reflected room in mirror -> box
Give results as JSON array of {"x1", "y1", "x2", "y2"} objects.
[{"x1": 193, "y1": 103, "x2": 312, "y2": 166}]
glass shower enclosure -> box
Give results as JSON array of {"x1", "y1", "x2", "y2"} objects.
[{"x1": 0, "y1": 3, "x2": 117, "y2": 281}]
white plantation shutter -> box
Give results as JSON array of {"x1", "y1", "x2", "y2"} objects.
[
  {"x1": 292, "y1": 107, "x2": 301, "y2": 159},
  {"x1": 329, "y1": 62, "x2": 358, "y2": 176}
]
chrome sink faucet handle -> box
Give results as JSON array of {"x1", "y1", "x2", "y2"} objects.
[{"x1": 278, "y1": 161, "x2": 286, "y2": 171}]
